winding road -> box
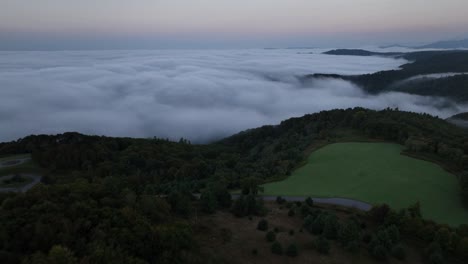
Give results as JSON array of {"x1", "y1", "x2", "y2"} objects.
[
  {"x1": 0, "y1": 174, "x2": 42, "y2": 193},
  {"x1": 0, "y1": 157, "x2": 42, "y2": 193},
  {"x1": 230, "y1": 194, "x2": 372, "y2": 211},
  {"x1": 0, "y1": 157, "x2": 31, "y2": 168}
]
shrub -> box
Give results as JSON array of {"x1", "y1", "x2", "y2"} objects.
[
  {"x1": 271, "y1": 241, "x2": 283, "y2": 255},
  {"x1": 371, "y1": 245, "x2": 388, "y2": 260},
  {"x1": 200, "y1": 190, "x2": 218, "y2": 213},
  {"x1": 339, "y1": 220, "x2": 360, "y2": 250},
  {"x1": 289, "y1": 229, "x2": 295, "y2": 236},
  {"x1": 220, "y1": 228, "x2": 233, "y2": 243},
  {"x1": 310, "y1": 214, "x2": 327, "y2": 235},
  {"x1": 369, "y1": 204, "x2": 390, "y2": 224},
  {"x1": 300, "y1": 204, "x2": 311, "y2": 217},
  {"x1": 286, "y1": 243, "x2": 298, "y2": 257},
  {"x1": 428, "y1": 252, "x2": 444, "y2": 264},
  {"x1": 274, "y1": 227, "x2": 280, "y2": 233},
  {"x1": 387, "y1": 225, "x2": 401, "y2": 244},
  {"x1": 391, "y1": 244, "x2": 406, "y2": 260},
  {"x1": 266, "y1": 231, "x2": 276, "y2": 242},
  {"x1": 316, "y1": 236, "x2": 330, "y2": 255},
  {"x1": 251, "y1": 248, "x2": 258, "y2": 256},
  {"x1": 323, "y1": 215, "x2": 340, "y2": 240},
  {"x1": 276, "y1": 196, "x2": 285, "y2": 204},
  {"x1": 257, "y1": 219, "x2": 268, "y2": 231},
  {"x1": 305, "y1": 197, "x2": 314, "y2": 207},
  {"x1": 362, "y1": 232, "x2": 372, "y2": 244},
  {"x1": 288, "y1": 209, "x2": 295, "y2": 217}
]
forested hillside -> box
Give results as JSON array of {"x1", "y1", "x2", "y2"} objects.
[{"x1": 1, "y1": 108, "x2": 468, "y2": 263}]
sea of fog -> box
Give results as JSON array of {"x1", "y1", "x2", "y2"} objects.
[{"x1": 0, "y1": 49, "x2": 467, "y2": 143}]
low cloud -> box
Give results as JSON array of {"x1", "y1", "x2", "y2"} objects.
[{"x1": 0, "y1": 49, "x2": 466, "y2": 143}]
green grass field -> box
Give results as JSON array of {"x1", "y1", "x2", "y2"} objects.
[{"x1": 262, "y1": 142, "x2": 468, "y2": 226}]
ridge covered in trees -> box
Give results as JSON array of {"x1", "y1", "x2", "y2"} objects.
[
  {"x1": 309, "y1": 50, "x2": 468, "y2": 101},
  {"x1": 1, "y1": 108, "x2": 468, "y2": 263}
]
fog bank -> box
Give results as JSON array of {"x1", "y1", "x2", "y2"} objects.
[{"x1": 0, "y1": 49, "x2": 465, "y2": 143}]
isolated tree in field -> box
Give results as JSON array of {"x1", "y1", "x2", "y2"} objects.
[
  {"x1": 257, "y1": 219, "x2": 268, "y2": 231},
  {"x1": 271, "y1": 241, "x2": 283, "y2": 255},
  {"x1": 286, "y1": 243, "x2": 298, "y2": 257},
  {"x1": 266, "y1": 231, "x2": 276, "y2": 242}
]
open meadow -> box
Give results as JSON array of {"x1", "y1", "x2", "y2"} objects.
[{"x1": 263, "y1": 142, "x2": 468, "y2": 226}]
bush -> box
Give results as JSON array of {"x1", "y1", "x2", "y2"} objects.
[
  {"x1": 371, "y1": 245, "x2": 388, "y2": 260},
  {"x1": 323, "y1": 215, "x2": 340, "y2": 240},
  {"x1": 251, "y1": 248, "x2": 258, "y2": 256},
  {"x1": 276, "y1": 196, "x2": 285, "y2": 204},
  {"x1": 391, "y1": 244, "x2": 406, "y2": 260},
  {"x1": 266, "y1": 231, "x2": 276, "y2": 242},
  {"x1": 316, "y1": 236, "x2": 330, "y2": 255},
  {"x1": 274, "y1": 227, "x2": 280, "y2": 233},
  {"x1": 428, "y1": 252, "x2": 444, "y2": 264},
  {"x1": 305, "y1": 197, "x2": 314, "y2": 207},
  {"x1": 289, "y1": 229, "x2": 295, "y2": 236},
  {"x1": 200, "y1": 190, "x2": 218, "y2": 214},
  {"x1": 220, "y1": 228, "x2": 232, "y2": 244},
  {"x1": 300, "y1": 204, "x2": 311, "y2": 217},
  {"x1": 362, "y1": 232, "x2": 372, "y2": 244},
  {"x1": 369, "y1": 204, "x2": 390, "y2": 224},
  {"x1": 257, "y1": 219, "x2": 268, "y2": 231},
  {"x1": 271, "y1": 241, "x2": 283, "y2": 255},
  {"x1": 286, "y1": 243, "x2": 298, "y2": 257},
  {"x1": 339, "y1": 220, "x2": 360, "y2": 250},
  {"x1": 288, "y1": 209, "x2": 295, "y2": 217}
]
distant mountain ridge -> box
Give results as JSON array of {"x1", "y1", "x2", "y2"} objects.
[
  {"x1": 323, "y1": 49, "x2": 403, "y2": 57},
  {"x1": 415, "y1": 38, "x2": 468, "y2": 49}
]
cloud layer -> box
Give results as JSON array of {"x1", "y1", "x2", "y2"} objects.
[{"x1": 0, "y1": 49, "x2": 466, "y2": 143}]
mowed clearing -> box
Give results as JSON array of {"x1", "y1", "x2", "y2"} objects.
[{"x1": 262, "y1": 142, "x2": 468, "y2": 226}]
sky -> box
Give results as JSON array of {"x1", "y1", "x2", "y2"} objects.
[
  {"x1": 1, "y1": 49, "x2": 466, "y2": 143},
  {"x1": 1, "y1": 0, "x2": 468, "y2": 49}
]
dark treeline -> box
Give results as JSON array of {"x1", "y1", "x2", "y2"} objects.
[{"x1": 1, "y1": 108, "x2": 468, "y2": 263}]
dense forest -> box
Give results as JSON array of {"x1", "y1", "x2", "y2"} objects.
[
  {"x1": 1, "y1": 108, "x2": 468, "y2": 263},
  {"x1": 311, "y1": 50, "x2": 468, "y2": 101}
]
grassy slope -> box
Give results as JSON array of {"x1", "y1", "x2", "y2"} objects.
[{"x1": 262, "y1": 142, "x2": 468, "y2": 226}]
